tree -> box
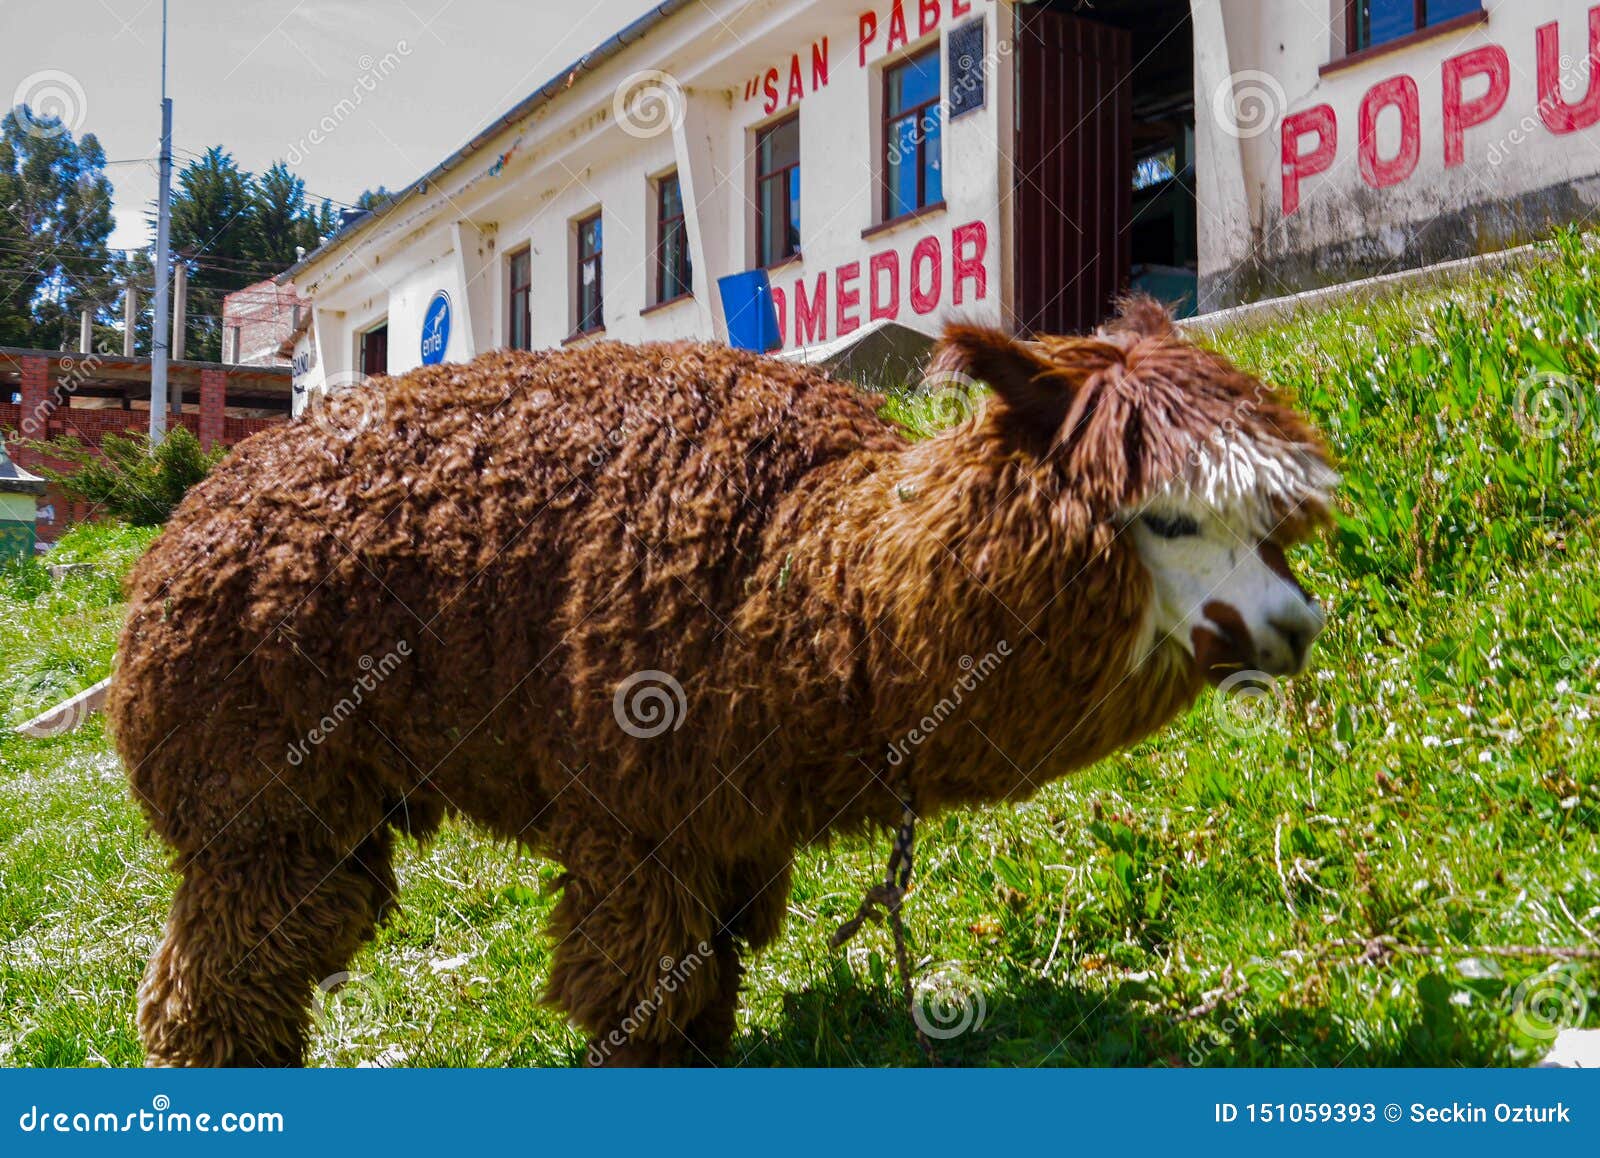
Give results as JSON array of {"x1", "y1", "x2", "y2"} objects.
[
  {"x1": 355, "y1": 186, "x2": 393, "y2": 211},
  {"x1": 0, "y1": 106, "x2": 115, "y2": 349},
  {"x1": 165, "y1": 151, "x2": 338, "y2": 360},
  {"x1": 248, "y1": 161, "x2": 321, "y2": 267},
  {"x1": 0, "y1": 121, "x2": 340, "y2": 359},
  {"x1": 307, "y1": 197, "x2": 338, "y2": 245},
  {"x1": 167, "y1": 146, "x2": 254, "y2": 361}
]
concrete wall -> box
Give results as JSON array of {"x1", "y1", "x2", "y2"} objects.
[
  {"x1": 290, "y1": 0, "x2": 1012, "y2": 383},
  {"x1": 1199, "y1": 0, "x2": 1600, "y2": 308}
]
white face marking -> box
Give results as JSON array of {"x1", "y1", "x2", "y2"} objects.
[{"x1": 1126, "y1": 496, "x2": 1326, "y2": 678}]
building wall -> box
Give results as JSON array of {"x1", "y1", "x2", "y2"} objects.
[
  {"x1": 291, "y1": 0, "x2": 1012, "y2": 388},
  {"x1": 2, "y1": 371, "x2": 284, "y2": 544},
  {"x1": 222, "y1": 280, "x2": 304, "y2": 366},
  {"x1": 1199, "y1": 0, "x2": 1600, "y2": 308}
]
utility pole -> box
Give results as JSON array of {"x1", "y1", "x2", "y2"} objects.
[
  {"x1": 171, "y1": 261, "x2": 187, "y2": 361},
  {"x1": 123, "y1": 283, "x2": 137, "y2": 355},
  {"x1": 149, "y1": 0, "x2": 174, "y2": 442}
]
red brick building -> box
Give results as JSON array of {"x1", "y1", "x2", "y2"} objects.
[
  {"x1": 0, "y1": 349, "x2": 291, "y2": 545},
  {"x1": 221, "y1": 280, "x2": 304, "y2": 367}
]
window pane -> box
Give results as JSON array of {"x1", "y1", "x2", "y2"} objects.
[
  {"x1": 579, "y1": 216, "x2": 601, "y2": 259},
  {"x1": 510, "y1": 291, "x2": 529, "y2": 350},
  {"x1": 1361, "y1": 0, "x2": 1416, "y2": 48},
  {"x1": 922, "y1": 108, "x2": 942, "y2": 206},
  {"x1": 579, "y1": 266, "x2": 602, "y2": 332},
  {"x1": 759, "y1": 178, "x2": 782, "y2": 266},
  {"x1": 660, "y1": 221, "x2": 690, "y2": 299},
  {"x1": 660, "y1": 174, "x2": 683, "y2": 221},
  {"x1": 886, "y1": 116, "x2": 919, "y2": 218},
  {"x1": 758, "y1": 116, "x2": 799, "y2": 175},
  {"x1": 510, "y1": 249, "x2": 530, "y2": 288},
  {"x1": 888, "y1": 51, "x2": 940, "y2": 117},
  {"x1": 787, "y1": 167, "x2": 801, "y2": 256},
  {"x1": 1426, "y1": 0, "x2": 1479, "y2": 25}
]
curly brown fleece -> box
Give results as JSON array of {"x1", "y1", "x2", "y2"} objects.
[{"x1": 109, "y1": 299, "x2": 1331, "y2": 1066}]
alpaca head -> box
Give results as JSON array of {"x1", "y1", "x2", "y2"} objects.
[{"x1": 934, "y1": 298, "x2": 1337, "y2": 685}]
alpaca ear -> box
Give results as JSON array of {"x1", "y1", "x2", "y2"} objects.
[
  {"x1": 933, "y1": 324, "x2": 1069, "y2": 434},
  {"x1": 1099, "y1": 294, "x2": 1178, "y2": 342}
]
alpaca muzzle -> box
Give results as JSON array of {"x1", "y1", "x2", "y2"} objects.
[{"x1": 1192, "y1": 592, "x2": 1324, "y2": 684}]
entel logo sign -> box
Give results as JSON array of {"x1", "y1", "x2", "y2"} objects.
[
  {"x1": 421, "y1": 291, "x2": 451, "y2": 365},
  {"x1": 1282, "y1": 6, "x2": 1600, "y2": 215}
]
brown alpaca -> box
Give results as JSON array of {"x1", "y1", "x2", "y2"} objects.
[{"x1": 109, "y1": 299, "x2": 1335, "y2": 1066}]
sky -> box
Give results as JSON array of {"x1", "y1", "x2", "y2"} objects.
[{"x1": 1, "y1": 0, "x2": 659, "y2": 250}]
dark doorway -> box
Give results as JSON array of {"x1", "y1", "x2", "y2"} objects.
[
  {"x1": 360, "y1": 323, "x2": 388, "y2": 378},
  {"x1": 1012, "y1": 0, "x2": 1196, "y2": 333},
  {"x1": 1012, "y1": 7, "x2": 1132, "y2": 337}
]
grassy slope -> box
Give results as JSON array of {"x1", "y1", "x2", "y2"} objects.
[{"x1": 2, "y1": 234, "x2": 1598, "y2": 1067}]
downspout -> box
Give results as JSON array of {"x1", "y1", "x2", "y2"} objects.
[{"x1": 1189, "y1": 0, "x2": 1254, "y2": 311}]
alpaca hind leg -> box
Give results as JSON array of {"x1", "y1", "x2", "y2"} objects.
[
  {"x1": 546, "y1": 847, "x2": 726, "y2": 1067},
  {"x1": 679, "y1": 857, "x2": 794, "y2": 1063},
  {"x1": 139, "y1": 829, "x2": 395, "y2": 1067}
]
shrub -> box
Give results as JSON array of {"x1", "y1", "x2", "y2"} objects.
[{"x1": 16, "y1": 426, "x2": 227, "y2": 526}]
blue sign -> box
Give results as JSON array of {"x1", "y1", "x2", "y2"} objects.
[{"x1": 420, "y1": 290, "x2": 451, "y2": 365}]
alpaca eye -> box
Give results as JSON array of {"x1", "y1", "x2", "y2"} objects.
[{"x1": 1141, "y1": 512, "x2": 1201, "y2": 539}]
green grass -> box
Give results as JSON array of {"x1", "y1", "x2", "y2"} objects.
[{"x1": 3, "y1": 232, "x2": 1599, "y2": 1067}]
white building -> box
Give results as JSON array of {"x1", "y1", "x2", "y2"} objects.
[{"x1": 282, "y1": 0, "x2": 1600, "y2": 400}]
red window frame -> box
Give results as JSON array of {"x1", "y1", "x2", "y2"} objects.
[
  {"x1": 508, "y1": 247, "x2": 532, "y2": 350},
  {"x1": 1345, "y1": 1, "x2": 1482, "y2": 53},
  {"x1": 754, "y1": 113, "x2": 800, "y2": 268},
  {"x1": 881, "y1": 44, "x2": 943, "y2": 222},
  {"x1": 574, "y1": 212, "x2": 603, "y2": 335},
  {"x1": 655, "y1": 172, "x2": 692, "y2": 304}
]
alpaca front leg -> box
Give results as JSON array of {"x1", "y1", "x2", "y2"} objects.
[{"x1": 545, "y1": 853, "x2": 726, "y2": 1067}]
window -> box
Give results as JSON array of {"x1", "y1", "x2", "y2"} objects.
[
  {"x1": 1347, "y1": 1, "x2": 1482, "y2": 52},
  {"x1": 1133, "y1": 147, "x2": 1178, "y2": 192},
  {"x1": 360, "y1": 322, "x2": 387, "y2": 377},
  {"x1": 575, "y1": 213, "x2": 603, "y2": 334},
  {"x1": 883, "y1": 46, "x2": 943, "y2": 221},
  {"x1": 508, "y1": 248, "x2": 532, "y2": 350},
  {"x1": 755, "y1": 115, "x2": 800, "y2": 268},
  {"x1": 655, "y1": 173, "x2": 692, "y2": 304}
]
